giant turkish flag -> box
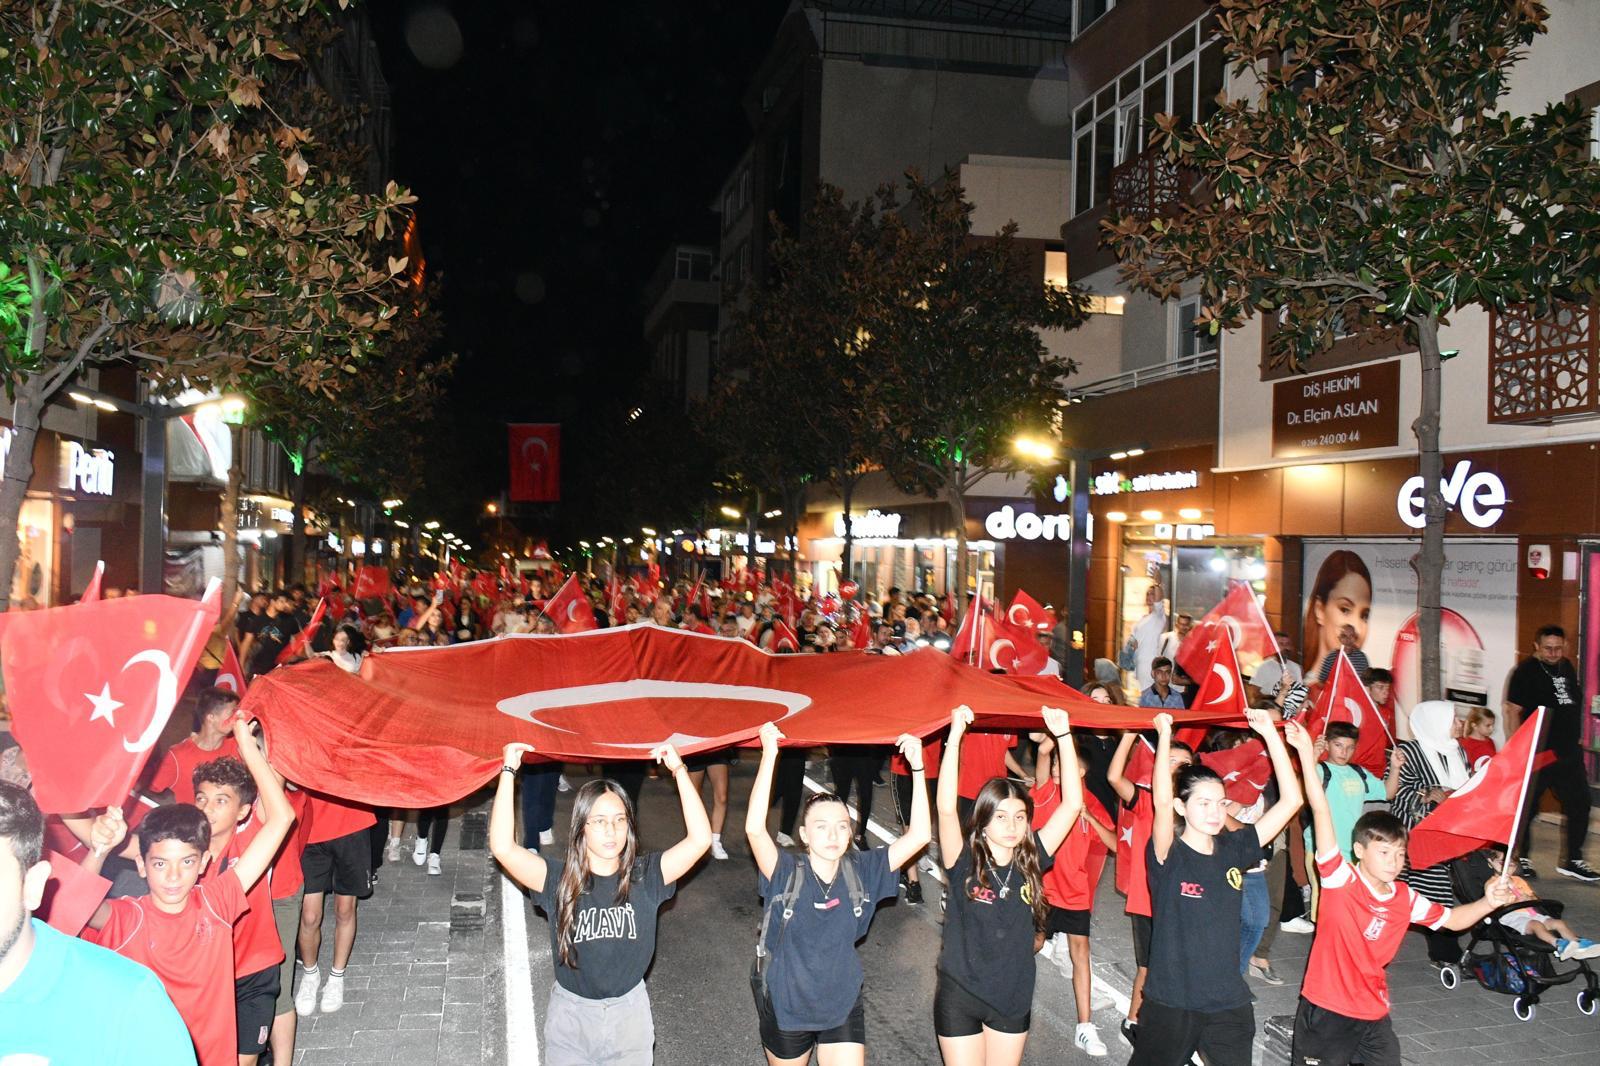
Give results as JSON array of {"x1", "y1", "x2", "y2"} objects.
[
  {"x1": 0, "y1": 584, "x2": 221, "y2": 813},
  {"x1": 242, "y1": 624, "x2": 1247, "y2": 807},
  {"x1": 509, "y1": 423, "x2": 560, "y2": 502}
]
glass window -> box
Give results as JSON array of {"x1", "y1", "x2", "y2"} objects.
[
  {"x1": 1044, "y1": 250, "x2": 1069, "y2": 289},
  {"x1": 1174, "y1": 296, "x2": 1218, "y2": 359},
  {"x1": 1172, "y1": 61, "x2": 1196, "y2": 128},
  {"x1": 1074, "y1": 130, "x2": 1094, "y2": 214},
  {"x1": 1093, "y1": 113, "x2": 1116, "y2": 208},
  {"x1": 1199, "y1": 41, "x2": 1227, "y2": 121},
  {"x1": 1075, "y1": 0, "x2": 1113, "y2": 37},
  {"x1": 1116, "y1": 99, "x2": 1143, "y2": 164}
]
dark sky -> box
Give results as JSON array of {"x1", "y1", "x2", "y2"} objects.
[{"x1": 366, "y1": 0, "x2": 788, "y2": 533}]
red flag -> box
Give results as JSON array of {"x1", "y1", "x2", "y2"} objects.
[
  {"x1": 216, "y1": 639, "x2": 247, "y2": 696},
  {"x1": 851, "y1": 610, "x2": 873, "y2": 650},
  {"x1": 770, "y1": 618, "x2": 800, "y2": 653},
  {"x1": 1408, "y1": 707, "x2": 1547, "y2": 870},
  {"x1": 544, "y1": 576, "x2": 598, "y2": 633},
  {"x1": 352, "y1": 565, "x2": 392, "y2": 602},
  {"x1": 472, "y1": 572, "x2": 498, "y2": 601},
  {"x1": 1006, "y1": 588, "x2": 1056, "y2": 632},
  {"x1": 1124, "y1": 735, "x2": 1157, "y2": 789},
  {"x1": 685, "y1": 574, "x2": 705, "y2": 615},
  {"x1": 1200, "y1": 739, "x2": 1272, "y2": 805},
  {"x1": 508, "y1": 423, "x2": 561, "y2": 502},
  {"x1": 606, "y1": 575, "x2": 627, "y2": 622},
  {"x1": 80, "y1": 560, "x2": 104, "y2": 603},
  {"x1": 1306, "y1": 649, "x2": 1392, "y2": 776},
  {"x1": 1176, "y1": 581, "x2": 1279, "y2": 677},
  {"x1": 38, "y1": 850, "x2": 112, "y2": 936},
  {"x1": 317, "y1": 572, "x2": 344, "y2": 599},
  {"x1": 941, "y1": 591, "x2": 956, "y2": 622},
  {"x1": 0, "y1": 584, "x2": 221, "y2": 813},
  {"x1": 499, "y1": 563, "x2": 513, "y2": 590},
  {"x1": 1186, "y1": 626, "x2": 1249, "y2": 720},
  {"x1": 277, "y1": 598, "x2": 327, "y2": 664},
  {"x1": 980, "y1": 609, "x2": 1050, "y2": 674},
  {"x1": 950, "y1": 594, "x2": 988, "y2": 664}
]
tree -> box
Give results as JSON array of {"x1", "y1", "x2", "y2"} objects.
[
  {"x1": 1104, "y1": 0, "x2": 1600, "y2": 700},
  {"x1": 0, "y1": 0, "x2": 415, "y2": 607},
  {"x1": 876, "y1": 172, "x2": 1087, "y2": 614}
]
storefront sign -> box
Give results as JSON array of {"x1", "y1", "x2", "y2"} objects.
[
  {"x1": 1271, "y1": 360, "x2": 1400, "y2": 458},
  {"x1": 1396, "y1": 460, "x2": 1507, "y2": 530},
  {"x1": 984, "y1": 505, "x2": 1071, "y2": 541},
  {"x1": 832, "y1": 509, "x2": 903, "y2": 539},
  {"x1": 59, "y1": 441, "x2": 115, "y2": 496},
  {"x1": 1153, "y1": 522, "x2": 1215, "y2": 542},
  {"x1": 270, "y1": 506, "x2": 295, "y2": 525},
  {"x1": 1090, "y1": 469, "x2": 1199, "y2": 495}
]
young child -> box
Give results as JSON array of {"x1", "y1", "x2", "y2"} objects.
[
  {"x1": 1483, "y1": 847, "x2": 1600, "y2": 960},
  {"x1": 1286, "y1": 721, "x2": 1515, "y2": 1066},
  {"x1": 490, "y1": 740, "x2": 711, "y2": 1063},
  {"x1": 1459, "y1": 708, "x2": 1498, "y2": 772},
  {"x1": 1303, "y1": 722, "x2": 1404, "y2": 917},
  {"x1": 150, "y1": 687, "x2": 241, "y2": 805},
  {"x1": 1129, "y1": 708, "x2": 1304, "y2": 1066},
  {"x1": 84, "y1": 718, "x2": 295, "y2": 1066},
  {"x1": 746, "y1": 721, "x2": 930, "y2": 1064},
  {"x1": 1031, "y1": 728, "x2": 1116, "y2": 1058}
]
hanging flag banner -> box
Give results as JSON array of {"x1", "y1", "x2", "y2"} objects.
[{"x1": 508, "y1": 423, "x2": 561, "y2": 502}]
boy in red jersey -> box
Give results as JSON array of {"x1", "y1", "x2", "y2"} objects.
[
  {"x1": 1285, "y1": 720, "x2": 1513, "y2": 1066},
  {"x1": 294, "y1": 791, "x2": 376, "y2": 1015},
  {"x1": 150, "y1": 687, "x2": 242, "y2": 805}
]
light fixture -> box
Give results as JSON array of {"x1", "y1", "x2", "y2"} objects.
[
  {"x1": 485, "y1": 501, "x2": 499, "y2": 515},
  {"x1": 1105, "y1": 511, "x2": 1127, "y2": 522},
  {"x1": 1013, "y1": 435, "x2": 1057, "y2": 462},
  {"x1": 502, "y1": 551, "x2": 512, "y2": 559},
  {"x1": 93, "y1": 398, "x2": 117, "y2": 412},
  {"x1": 424, "y1": 520, "x2": 440, "y2": 530},
  {"x1": 1140, "y1": 509, "x2": 1162, "y2": 521},
  {"x1": 641, "y1": 527, "x2": 657, "y2": 536},
  {"x1": 393, "y1": 520, "x2": 410, "y2": 529},
  {"x1": 1125, "y1": 448, "x2": 1145, "y2": 458},
  {"x1": 720, "y1": 505, "x2": 741, "y2": 519},
  {"x1": 579, "y1": 540, "x2": 591, "y2": 549},
  {"x1": 68, "y1": 391, "x2": 94, "y2": 406},
  {"x1": 622, "y1": 537, "x2": 634, "y2": 545},
  {"x1": 382, "y1": 498, "x2": 404, "y2": 510},
  {"x1": 1178, "y1": 508, "x2": 1203, "y2": 521},
  {"x1": 671, "y1": 529, "x2": 684, "y2": 536},
  {"x1": 764, "y1": 509, "x2": 782, "y2": 519},
  {"x1": 1208, "y1": 556, "x2": 1228, "y2": 573},
  {"x1": 1108, "y1": 451, "x2": 1127, "y2": 461}
]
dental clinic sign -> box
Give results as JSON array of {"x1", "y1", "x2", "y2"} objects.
[
  {"x1": 59, "y1": 440, "x2": 116, "y2": 496},
  {"x1": 1397, "y1": 460, "x2": 1506, "y2": 530}
]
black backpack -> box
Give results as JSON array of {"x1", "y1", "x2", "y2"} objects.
[{"x1": 752, "y1": 853, "x2": 870, "y2": 998}]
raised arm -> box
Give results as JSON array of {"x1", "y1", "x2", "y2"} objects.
[
  {"x1": 1247, "y1": 707, "x2": 1305, "y2": 846},
  {"x1": 886, "y1": 733, "x2": 931, "y2": 872},
  {"x1": 82, "y1": 805, "x2": 128, "y2": 930},
  {"x1": 1107, "y1": 731, "x2": 1139, "y2": 804},
  {"x1": 488, "y1": 743, "x2": 548, "y2": 892},
  {"x1": 228, "y1": 719, "x2": 295, "y2": 893},
  {"x1": 1385, "y1": 746, "x2": 1406, "y2": 800},
  {"x1": 655, "y1": 743, "x2": 712, "y2": 883},
  {"x1": 1285, "y1": 721, "x2": 1335, "y2": 857},
  {"x1": 744, "y1": 722, "x2": 783, "y2": 880},
  {"x1": 1036, "y1": 707, "x2": 1083, "y2": 856},
  {"x1": 1150, "y1": 713, "x2": 1177, "y2": 864},
  {"x1": 937, "y1": 705, "x2": 972, "y2": 869}
]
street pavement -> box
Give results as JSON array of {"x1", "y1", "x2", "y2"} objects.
[{"x1": 291, "y1": 756, "x2": 1600, "y2": 1064}]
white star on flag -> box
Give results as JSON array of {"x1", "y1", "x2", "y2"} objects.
[
  {"x1": 86, "y1": 683, "x2": 124, "y2": 727},
  {"x1": 1119, "y1": 825, "x2": 1134, "y2": 846}
]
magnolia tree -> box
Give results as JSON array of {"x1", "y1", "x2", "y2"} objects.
[
  {"x1": 1105, "y1": 0, "x2": 1600, "y2": 700},
  {"x1": 0, "y1": 0, "x2": 416, "y2": 607}
]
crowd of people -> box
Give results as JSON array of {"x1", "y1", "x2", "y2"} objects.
[{"x1": 1, "y1": 562, "x2": 1598, "y2": 1066}]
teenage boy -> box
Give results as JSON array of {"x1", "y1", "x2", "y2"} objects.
[
  {"x1": 151, "y1": 687, "x2": 241, "y2": 805},
  {"x1": 0, "y1": 782, "x2": 197, "y2": 1064},
  {"x1": 295, "y1": 791, "x2": 376, "y2": 1016},
  {"x1": 84, "y1": 719, "x2": 294, "y2": 1066},
  {"x1": 194, "y1": 756, "x2": 286, "y2": 1066},
  {"x1": 1285, "y1": 721, "x2": 1513, "y2": 1066},
  {"x1": 1303, "y1": 723, "x2": 1404, "y2": 918}
]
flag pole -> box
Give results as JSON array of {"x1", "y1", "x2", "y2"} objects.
[
  {"x1": 1501, "y1": 706, "x2": 1548, "y2": 885},
  {"x1": 1244, "y1": 580, "x2": 1286, "y2": 669}
]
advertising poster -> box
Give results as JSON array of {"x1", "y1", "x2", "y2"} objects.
[{"x1": 1302, "y1": 540, "x2": 1519, "y2": 737}]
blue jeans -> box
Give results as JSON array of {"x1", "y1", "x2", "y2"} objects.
[
  {"x1": 518, "y1": 764, "x2": 561, "y2": 850},
  {"x1": 1240, "y1": 869, "x2": 1270, "y2": 973}
]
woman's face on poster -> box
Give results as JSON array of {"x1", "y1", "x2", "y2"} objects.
[{"x1": 1314, "y1": 570, "x2": 1371, "y2": 657}]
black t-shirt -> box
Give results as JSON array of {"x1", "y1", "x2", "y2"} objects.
[
  {"x1": 247, "y1": 615, "x2": 294, "y2": 675},
  {"x1": 236, "y1": 611, "x2": 264, "y2": 640},
  {"x1": 1506, "y1": 656, "x2": 1583, "y2": 758},
  {"x1": 1143, "y1": 827, "x2": 1258, "y2": 1013},
  {"x1": 757, "y1": 846, "x2": 898, "y2": 1031},
  {"x1": 532, "y1": 851, "x2": 676, "y2": 1000},
  {"x1": 937, "y1": 833, "x2": 1056, "y2": 1018}
]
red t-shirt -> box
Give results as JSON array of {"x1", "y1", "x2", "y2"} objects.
[
  {"x1": 1115, "y1": 789, "x2": 1155, "y2": 917},
  {"x1": 1460, "y1": 737, "x2": 1496, "y2": 772},
  {"x1": 150, "y1": 736, "x2": 240, "y2": 805},
  {"x1": 956, "y1": 732, "x2": 1014, "y2": 799},
  {"x1": 270, "y1": 789, "x2": 313, "y2": 900},
  {"x1": 205, "y1": 814, "x2": 285, "y2": 976},
  {"x1": 93, "y1": 869, "x2": 249, "y2": 1066},
  {"x1": 304, "y1": 791, "x2": 376, "y2": 844},
  {"x1": 1302, "y1": 850, "x2": 1449, "y2": 1020},
  {"x1": 890, "y1": 736, "x2": 943, "y2": 780},
  {"x1": 1031, "y1": 782, "x2": 1112, "y2": 912}
]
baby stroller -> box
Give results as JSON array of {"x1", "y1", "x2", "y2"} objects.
[{"x1": 1437, "y1": 849, "x2": 1599, "y2": 1021}]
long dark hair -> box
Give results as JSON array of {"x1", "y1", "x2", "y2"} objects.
[
  {"x1": 1302, "y1": 549, "x2": 1370, "y2": 672},
  {"x1": 554, "y1": 780, "x2": 639, "y2": 969},
  {"x1": 963, "y1": 777, "x2": 1048, "y2": 934}
]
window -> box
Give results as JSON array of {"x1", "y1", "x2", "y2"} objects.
[
  {"x1": 1044, "y1": 250, "x2": 1069, "y2": 289},
  {"x1": 675, "y1": 248, "x2": 712, "y2": 282},
  {"x1": 1074, "y1": 0, "x2": 1113, "y2": 38},
  {"x1": 1172, "y1": 296, "x2": 1218, "y2": 359}
]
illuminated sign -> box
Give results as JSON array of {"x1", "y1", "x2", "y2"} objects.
[
  {"x1": 270, "y1": 506, "x2": 295, "y2": 525},
  {"x1": 832, "y1": 509, "x2": 903, "y2": 539},
  {"x1": 1397, "y1": 460, "x2": 1506, "y2": 530},
  {"x1": 1090, "y1": 469, "x2": 1199, "y2": 495},
  {"x1": 60, "y1": 441, "x2": 115, "y2": 496},
  {"x1": 984, "y1": 505, "x2": 1070, "y2": 541},
  {"x1": 1153, "y1": 522, "x2": 1215, "y2": 542}
]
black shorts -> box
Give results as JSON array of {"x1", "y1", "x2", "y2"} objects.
[
  {"x1": 301, "y1": 828, "x2": 374, "y2": 898},
  {"x1": 684, "y1": 750, "x2": 733, "y2": 771},
  {"x1": 1046, "y1": 905, "x2": 1091, "y2": 938},
  {"x1": 1290, "y1": 998, "x2": 1401, "y2": 1066},
  {"x1": 235, "y1": 964, "x2": 281, "y2": 1054},
  {"x1": 933, "y1": 973, "x2": 1030, "y2": 1037},
  {"x1": 752, "y1": 976, "x2": 865, "y2": 1056},
  {"x1": 1131, "y1": 913, "x2": 1153, "y2": 968},
  {"x1": 1128, "y1": 998, "x2": 1254, "y2": 1066}
]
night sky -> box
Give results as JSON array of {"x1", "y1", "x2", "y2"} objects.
[{"x1": 366, "y1": 0, "x2": 788, "y2": 535}]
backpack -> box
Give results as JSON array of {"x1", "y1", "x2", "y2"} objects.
[
  {"x1": 752, "y1": 853, "x2": 870, "y2": 998},
  {"x1": 1301, "y1": 763, "x2": 1373, "y2": 834}
]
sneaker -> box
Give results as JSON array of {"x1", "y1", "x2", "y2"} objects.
[
  {"x1": 320, "y1": 972, "x2": 345, "y2": 1013},
  {"x1": 1280, "y1": 916, "x2": 1316, "y2": 934},
  {"x1": 1249, "y1": 960, "x2": 1285, "y2": 985},
  {"x1": 1557, "y1": 859, "x2": 1600, "y2": 882},
  {"x1": 1119, "y1": 1019, "x2": 1138, "y2": 1046},
  {"x1": 427, "y1": 853, "x2": 441, "y2": 876},
  {"x1": 775, "y1": 832, "x2": 795, "y2": 847},
  {"x1": 710, "y1": 836, "x2": 729, "y2": 861},
  {"x1": 293, "y1": 966, "x2": 320, "y2": 1017},
  {"x1": 539, "y1": 828, "x2": 555, "y2": 847},
  {"x1": 904, "y1": 879, "x2": 923, "y2": 905},
  {"x1": 1075, "y1": 1022, "x2": 1108, "y2": 1058},
  {"x1": 412, "y1": 838, "x2": 427, "y2": 866},
  {"x1": 1562, "y1": 937, "x2": 1600, "y2": 960},
  {"x1": 384, "y1": 836, "x2": 401, "y2": 863},
  {"x1": 1518, "y1": 856, "x2": 1539, "y2": 880},
  {"x1": 557, "y1": 774, "x2": 572, "y2": 792}
]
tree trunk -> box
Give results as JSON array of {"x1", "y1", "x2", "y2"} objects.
[
  {"x1": 1414, "y1": 317, "x2": 1446, "y2": 702},
  {"x1": 0, "y1": 380, "x2": 46, "y2": 611},
  {"x1": 218, "y1": 424, "x2": 244, "y2": 619},
  {"x1": 839, "y1": 475, "x2": 855, "y2": 596},
  {"x1": 949, "y1": 467, "x2": 970, "y2": 627},
  {"x1": 746, "y1": 489, "x2": 761, "y2": 586}
]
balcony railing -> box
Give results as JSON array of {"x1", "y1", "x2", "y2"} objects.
[
  {"x1": 1108, "y1": 145, "x2": 1189, "y2": 221},
  {"x1": 1488, "y1": 301, "x2": 1599, "y2": 424},
  {"x1": 1066, "y1": 352, "x2": 1218, "y2": 401}
]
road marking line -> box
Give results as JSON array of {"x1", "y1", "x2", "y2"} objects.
[{"x1": 501, "y1": 870, "x2": 540, "y2": 1066}]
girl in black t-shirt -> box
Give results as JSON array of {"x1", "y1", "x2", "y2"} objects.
[
  {"x1": 488, "y1": 740, "x2": 711, "y2": 1064},
  {"x1": 934, "y1": 704, "x2": 1083, "y2": 1066}
]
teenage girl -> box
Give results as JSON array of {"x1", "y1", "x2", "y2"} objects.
[
  {"x1": 746, "y1": 721, "x2": 931, "y2": 1066},
  {"x1": 1129, "y1": 708, "x2": 1304, "y2": 1066},
  {"x1": 489, "y1": 741, "x2": 711, "y2": 1065},
  {"x1": 935, "y1": 705, "x2": 1083, "y2": 1066}
]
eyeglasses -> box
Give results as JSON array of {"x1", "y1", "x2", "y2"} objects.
[{"x1": 585, "y1": 815, "x2": 630, "y2": 832}]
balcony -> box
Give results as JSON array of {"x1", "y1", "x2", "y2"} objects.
[
  {"x1": 1065, "y1": 352, "x2": 1218, "y2": 402},
  {"x1": 1108, "y1": 145, "x2": 1189, "y2": 221},
  {"x1": 1488, "y1": 301, "x2": 1599, "y2": 424}
]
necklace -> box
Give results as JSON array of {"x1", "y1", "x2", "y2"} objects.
[
  {"x1": 995, "y1": 862, "x2": 1016, "y2": 900},
  {"x1": 810, "y1": 861, "x2": 840, "y2": 909}
]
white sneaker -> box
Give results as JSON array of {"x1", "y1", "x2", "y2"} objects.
[
  {"x1": 412, "y1": 838, "x2": 427, "y2": 866},
  {"x1": 1075, "y1": 1022, "x2": 1108, "y2": 1057},
  {"x1": 1038, "y1": 935, "x2": 1055, "y2": 960},
  {"x1": 538, "y1": 828, "x2": 555, "y2": 847},
  {"x1": 384, "y1": 836, "x2": 401, "y2": 863},
  {"x1": 320, "y1": 972, "x2": 345, "y2": 1013},
  {"x1": 294, "y1": 966, "x2": 320, "y2": 1017},
  {"x1": 1280, "y1": 916, "x2": 1316, "y2": 934},
  {"x1": 557, "y1": 775, "x2": 572, "y2": 792},
  {"x1": 775, "y1": 832, "x2": 795, "y2": 847},
  {"x1": 710, "y1": 836, "x2": 729, "y2": 861},
  {"x1": 427, "y1": 854, "x2": 441, "y2": 876}
]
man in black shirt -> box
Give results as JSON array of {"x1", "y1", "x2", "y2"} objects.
[
  {"x1": 243, "y1": 591, "x2": 299, "y2": 680},
  {"x1": 1506, "y1": 624, "x2": 1598, "y2": 882}
]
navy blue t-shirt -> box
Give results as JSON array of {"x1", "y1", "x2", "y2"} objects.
[
  {"x1": 1143, "y1": 828, "x2": 1258, "y2": 1013},
  {"x1": 757, "y1": 845, "x2": 898, "y2": 1031}
]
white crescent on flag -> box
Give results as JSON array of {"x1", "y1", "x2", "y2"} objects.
[
  {"x1": 1008, "y1": 604, "x2": 1030, "y2": 627},
  {"x1": 1342, "y1": 695, "x2": 1365, "y2": 727},
  {"x1": 497, "y1": 679, "x2": 812, "y2": 749},
  {"x1": 1207, "y1": 661, "x2": 1236, "y2": 706},
  {"x1": 120, "y1": 650, "x2": 179, "y2": 753},
  {"x1": 988, "y1": 638, "x2": 1016, "y2": 671},
  {"x1": 521, "y1": 435, "x2": 549, "y2": 474}
]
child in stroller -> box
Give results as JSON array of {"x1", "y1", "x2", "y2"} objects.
[{"x1": 1446, "y1": 846, "x2": 1600, "y2": 1020}]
